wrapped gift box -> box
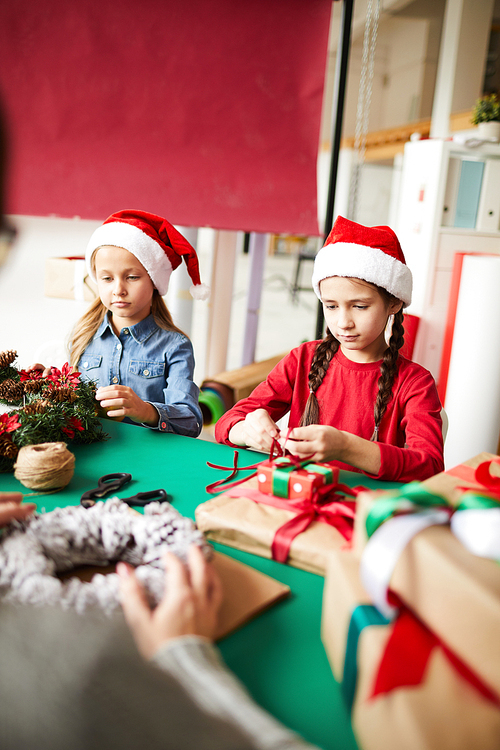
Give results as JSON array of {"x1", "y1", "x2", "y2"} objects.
[
  {"x1": 351, "y1": 488, "x2": 500, "y2": 697},
  {"x1": 256, "y1": 457, "x2": 339, "y2": 500},
  {"x1": 45, "y1": 257, "x2": 98, "y2": 301},
  {"x1": 422, "y1": 452, "x2": 500, "y2": 505},
  {"x1": 195, "y1": 475, "x2": 355, "y2": 575},
  {"x1": 322, "y1": 548, "x2": 500, "y2": 750}
]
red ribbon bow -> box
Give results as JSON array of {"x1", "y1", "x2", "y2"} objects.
[
  {"x1": 226, "y1": 482, "x2": 359, "y2": 562},
  {"x1": 448, "y1": 456, "x2": 500, "y2": 500}
]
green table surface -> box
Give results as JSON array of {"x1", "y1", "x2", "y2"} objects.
[{"x1": 0, "y1": 420, "x2": 403, "y2": 750}]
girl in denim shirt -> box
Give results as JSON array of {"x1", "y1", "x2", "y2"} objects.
[{"x1": 70, "y1": 210, "x2": 209, "y2": 437}]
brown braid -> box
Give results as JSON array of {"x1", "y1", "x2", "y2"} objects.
[
  {"x1": 299, "y1": 330, "x2": 339, "y2": 426},
  {"x1": 371, "y1": 306, "x2": 405, "y2": 440}
]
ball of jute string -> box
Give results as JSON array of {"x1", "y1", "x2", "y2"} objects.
[{"x1": 13, "y1": 442, "x2": 75, "y2": 491}]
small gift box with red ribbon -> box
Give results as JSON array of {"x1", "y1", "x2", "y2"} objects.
[
  {"x1": 256, "y1": 457, "x2": 339, "y2": 501},
  {"x1": 196, "y1": 451, "x2": 362, "y2": 575},
  {"x1": 321, "y1": 546, "x2": 500, "y2": 750}
]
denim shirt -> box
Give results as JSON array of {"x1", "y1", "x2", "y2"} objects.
[{"x1": 78, "y1": 314, "x2": 202, "y2": 437}]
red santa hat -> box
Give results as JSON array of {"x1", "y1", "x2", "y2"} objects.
[
  {"x1": 312, "y1": 215, "x2": 412, "y2": 307},
  {"x1": 85, "y1": 209, "x2": 210, "y2": 300}
]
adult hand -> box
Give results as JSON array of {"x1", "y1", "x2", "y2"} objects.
[
  {"x1": 96, "y1": 385, "x2": 158, "y2": 425},
  {"x1": 0, "y1": 492, "x2": 36, "y2": 527},
  {"x1": 118, "y1": 545, "x2": 223, "y2": 660},
  {"x1": 228, "y1": 409, "x2": 279, "y2": 452}
]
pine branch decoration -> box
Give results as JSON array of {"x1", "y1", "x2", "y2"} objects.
[{"x1": 0, "y1": 353, "x2": 108, "y2": 472}]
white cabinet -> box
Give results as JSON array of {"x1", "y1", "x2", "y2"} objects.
[{"x1": 395, "y1": 139, "x2": 500, "y2": 381}]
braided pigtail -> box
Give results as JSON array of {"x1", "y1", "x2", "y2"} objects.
[
  {"x1": 371, "y1": 307, "x2": 405, "y2": 441},
  {"x1": 299, "y1": 331, "x2": 340, "y2": 427}
]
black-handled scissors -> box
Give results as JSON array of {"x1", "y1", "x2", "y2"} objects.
[
  {"x1": 80, "y1": 473, "x2": 170, "y2": 509},
  {"x1": 118, "y1": 489, "x2": 170, "y2": 507}
]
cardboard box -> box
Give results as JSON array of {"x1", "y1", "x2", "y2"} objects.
[
  {"x1": 45, "y1": 257, "x2": 98, "y2": 302},
  {"x1": 195, "y1": 475, "x2": 354, "y2": 575},
  {"x1": 322, "y1": 549, "x2": 500, "y2": 750}
]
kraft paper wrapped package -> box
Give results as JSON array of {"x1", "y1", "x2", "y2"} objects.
[
  {"x1": 195, "y1": 471, "x2": 356, "y2": 575},
  {"x1": 421, "y1": 451, "x2": 500, "y2": 504},
  {"x1": 351, "y1": 485, "x2": 500, "y2": 698},
  {"x1": 321, "y1": 548, "x2": 500, "y2": 750},
  {"x1": 45, "y1": 257, "x2": 98, "y2": 302}
]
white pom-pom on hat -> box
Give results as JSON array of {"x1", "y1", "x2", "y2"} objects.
[{"x1": 86, "y1": 209, "x2": 210, "y2": 299}]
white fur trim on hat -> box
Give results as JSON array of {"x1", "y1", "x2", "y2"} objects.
[
  {"x1": 311, "y1": 241, "x2": 412, "y2": 307},
  {"x1": 85, "y1": 222, "x2": 173, "y2": 296}
]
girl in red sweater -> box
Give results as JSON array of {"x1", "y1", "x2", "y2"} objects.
[{"x1": 215, "y1": 216, "x2": 444, "y2": 483}]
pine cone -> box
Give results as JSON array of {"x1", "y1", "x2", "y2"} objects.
[
  {"x1": 23, "y1": 380, "x2": 43, "y2": 394},
  {"x1": 0, "y1": 379, "x2": 24, "y2": 403},
  {"x1": 0, "y1": 350, "x2": 17, "y2": 368},
  {"x1": 22, "y1": 400, "x2": 47, "y2": 416},
  {"x1": 0, "y1": 435, "x2": 18, "y2": 459},
  {"x1": 48, "y1": 387, "x2": 78, "y2": 404}
]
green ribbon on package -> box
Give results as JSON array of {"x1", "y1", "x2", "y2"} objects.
[{"x1": 271, "y1": 457, "x2": 333, "y2": 498}]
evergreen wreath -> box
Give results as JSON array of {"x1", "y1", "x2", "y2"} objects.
[{"x1": 0, "y1": 350, "x2": 107, "y2": 472}]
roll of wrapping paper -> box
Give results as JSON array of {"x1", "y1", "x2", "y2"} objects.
[
  {"x1": 199, "y1": 381, "x2": 235, "y2": 425},
  {"x1": 444, "y1": 255, "x2": 500, "y2": 468}
]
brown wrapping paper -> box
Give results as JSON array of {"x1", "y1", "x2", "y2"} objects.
[
  {"x1": 351, "y1": 489, "x2": 500, "y2": 696},
  {"x1": 195, "y1": 476, "x2": 351, "y2": 575},
  {"x1": 422, "y1": 452, "x2": 500, "y2": 505},
  {"x1": 45, "y1": 257, "x2": 98, "y2": 301},
  {"x1": 322, "y1": 549, "x2": 500, "y2": 750}
]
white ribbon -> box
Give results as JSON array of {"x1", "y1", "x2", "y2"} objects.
[
  {"x1": 451, "y1": 507, "x2": 500, "y2": 560},
  {"x1": 360, "y1": 509, "x2": 450, "y2": 619}
]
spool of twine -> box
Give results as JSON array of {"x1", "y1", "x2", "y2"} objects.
[{"x1": 14, "y1": 442, "x2": 75, "y2": 491}]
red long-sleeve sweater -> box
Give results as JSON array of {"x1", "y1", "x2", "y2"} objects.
[{"x1": 214, "y1": 342, "x2": 444, "y2": 483}]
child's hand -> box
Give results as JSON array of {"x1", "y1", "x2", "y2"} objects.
[
  {"x1": 280, "y1": 424, "x2": 344, "y2": 463},
  {"x1": 228, "y1": 408, "x2": 279, "y2": 452},
  {"x1": 281, "y1": 425, "x2": 382, "y2": 475},
  {"x1": 96, "y1": 385, "x2": 159, "y2": 426},
  {"x1": 26, "y1": 363, "x2": 51, "y2": 378},
  {"x1": 118, "y1": 545, "x2": 223, "y2": 660}
]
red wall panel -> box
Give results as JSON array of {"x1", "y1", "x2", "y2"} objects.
[{"x1": 0, "y1": 0, "x2": 331, "y2": 234}]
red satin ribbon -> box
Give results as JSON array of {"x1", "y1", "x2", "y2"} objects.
[
  {"x1": 371, "y1": 601, "x2": 500, "y2": 707},
  {"x1": 447, "y1": 457, "x2": 500, "y2": 500},
  {"x1": 205, "y1": 438, "x2": 316, "y2": 495},
  {"x1": 227, "y1": 483, "x2": 360, "y2": 563}
]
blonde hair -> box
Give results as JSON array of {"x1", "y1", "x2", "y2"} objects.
[{"x1": 70, "y1": 247, "x2": 185, "y2": 367}]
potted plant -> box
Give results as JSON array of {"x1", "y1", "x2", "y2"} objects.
[{"x1": 471, "y1": 94, "x2": 500, "y2": 140}]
